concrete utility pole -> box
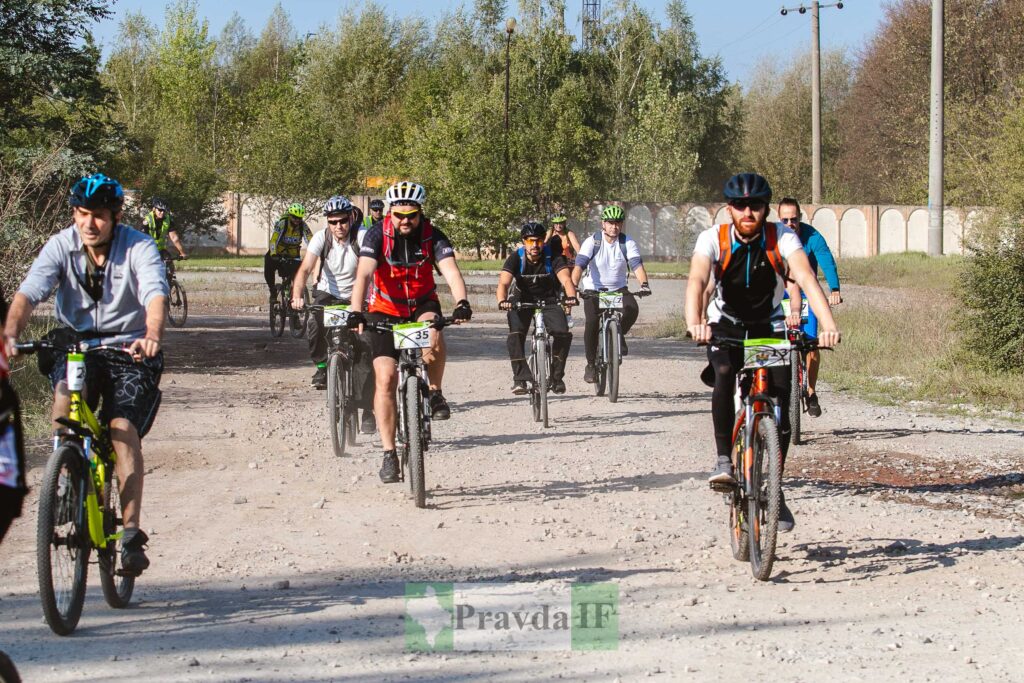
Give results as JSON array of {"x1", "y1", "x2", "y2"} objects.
[
  {"x1": 927, "y1": 0, "x2": 944, "y2": 256},
  {"x1": 780, "y1": 2, "x2": 844, "y2": 205}
]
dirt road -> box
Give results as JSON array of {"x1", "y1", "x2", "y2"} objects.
[{"x1": 0, "y1": 277, "x2": 1022, "y2": 681}]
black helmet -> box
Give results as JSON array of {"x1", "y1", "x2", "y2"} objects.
[
  {"x1": 369, "y1": 198, "x2": 385, "y2": 211},
  {"x1": 520, "y1": 221, "x2": 546, "y2": 240},
  {"x1": 151, "y1": 196, "x2": 168, "y2": 211},
  {"x1": 69, "y1": 174, "x2": 124, "y2": 212},
  {"x1": 723, "y1": 173, "x2": 772, "y2": 204}
]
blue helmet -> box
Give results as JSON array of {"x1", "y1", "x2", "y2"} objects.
[{"x1": 70, "y1": 174, "x2": 124, "y2": 212}]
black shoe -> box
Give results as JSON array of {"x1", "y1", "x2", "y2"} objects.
[
  {"x1": 379, "y1": 451, "x2": 400, "y2": 483},
  {"x1": 429, "y1": 390, "x2": 451, "y2": 420},
  {"x1": 620, "y1": 336, "x2": 628, "y2": 357},
  {"x1": 121, "y1": 528, "x2": 150, "y2": 576},
  {"x1": 583, "y1": 364, "x2": 597, "y2": 384},
  {"x1": 708, "y1": 455, "x2": 736, "y2": 486},
  {"x1": 778, "y1": 494, "x2": 796, "y2": 533},
  {"x1": 805, "y1": 393, "x2": 822, "y2": 417},
  {"x1": 511, "y1": 381, "x2": 528, "y2": 395},
  {"x1": 360, "y1": 410, "x2": 376, "y2": 434},
  {"x1": 549, "y1": 378, "x2": 566, "y2": 394},
  {"x1": 311, "y1": 366, "x2": 327, "y2": 389}
]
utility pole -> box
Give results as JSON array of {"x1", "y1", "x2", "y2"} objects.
[
  {"x1": 583, "y1": 0, "x2": 600, "y2": 49},
  {"x1": 927, "y1": 0, "x2": 944, "y2": 255},
  {"x1": 780, "y1": 2, "x2": 844, "y2": 205},
  {"x1": 504, "y1": 18, "x2": 516, "y2": 173}
]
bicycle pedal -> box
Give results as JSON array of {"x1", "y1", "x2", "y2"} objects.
[
  {"x1": 115, "y1": 568, "x2": 141, "y2": 578},
  {"x1": 709, "y1": 480, "x2": 737, "y2": 493}
]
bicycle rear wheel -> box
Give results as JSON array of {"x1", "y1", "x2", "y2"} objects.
[
  {"x1": 328, "y1": 354, "x2": 349, "y2": 457},
  {"x1": 606, "y1": 319, "x2": 621, "y2": 403},
  {"x1": 404, "y1": 375, "x2": 426, "y2": 508},
  {"x1": 536, "y1": 340, "x2": 549, "y2": 428},
  {"x1": 729, "y1": 420, "x2": 750, "y2": 561},
  {"x1": 167, "y1": 279, "x2": 188, "y2": 328},
  {"x1": 99, "y1": 469, "x2": 134, "y2": 608},
  {"x1": 748, "y1": 417, "x2": 782, "y2": 581},
  {"x1": 789, "y1": 350, "x2": 802, "y2": 445},
  {"x1": 290, "y1": 288, "x2": 310, "y2": 338},
  {"x1": 269, "y1": 298, "x2": 284, "y2": 337},
  {"x1": 37, "y1": 445, "x2": 90, "y2": 635}
]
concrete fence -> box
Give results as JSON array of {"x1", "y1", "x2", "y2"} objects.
[{"x1": 187, "y1": 193, "x2": 983, "y2": 260}]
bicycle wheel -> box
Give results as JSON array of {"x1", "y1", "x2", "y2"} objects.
[
  {"x1": 404, "y1": 375, "x2": 426, "y2": 508},
  {"x1": 328, "y1": 354, "x2": 348, "y2": 457},
  {"x1": 536, "y1": 339, "x2": 549, "y2": 428},
  {"x1": 290, "y1": 288, "x2": 310, "y2": 338},
  {"x1": 269, "y1": 297, "x2": 284, "y2": 337},
  {"x1": 167, "y1": 279, "x2": 188, "y2": 328},
  {"x1": 528, "y1": 348, "x2": 541, "y2": 423},
  {"x1": 0, "y1": 651, "x2": 21, "y2": 683},
  {"x1": 789, "y1": 349, "x2": 802, "y2": 445},
  {"x1": 606, "y1": 319, "x2": 621, "y2": 403},
  {"x1": 37, "y1": 445, "x2": 90, "y2": 635},
  {"x1": 99, "y1": 469, "x2": 134, "y2": 608},
  {"x1": 729, "y1": 420, "x2": 750, "y2": 561},
  {"x1": 748, "y1": 417, "x2": 782, "y2": 581}
]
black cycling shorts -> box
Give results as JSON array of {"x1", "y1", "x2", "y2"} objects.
[
  {"x1": 50, "y1": 349, "x2": 164, "y2": 438},
  {"x1": 365, "y1": 300, "x2": 443, "y2": 360}
]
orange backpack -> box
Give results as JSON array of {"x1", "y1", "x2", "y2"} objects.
[{"x1": 713, "y1": 223, "x2": 790, "y2": 283}]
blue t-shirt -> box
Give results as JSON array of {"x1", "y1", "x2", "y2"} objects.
[{"x1": 792, "y1": 222, "x2": 840, "y2": 291}]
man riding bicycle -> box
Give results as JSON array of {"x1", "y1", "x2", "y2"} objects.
[
  {"x1": 3, "y1": 173, "x2": 168, "y2": 574},
  {"x1": 141, "y1": 197, "x2": 188, "y2": 264},
  {"x1": 684, "y1": 173, "x2": 840, "y2": 532},
  {"x1": 347, "y1": 181, "x2": 472, "y2": 483},
  {"x1": 291, "y1": 196, "x2": 376, "y2": 433},
  {"x1": 363, "y1": 198, "x2": 384, "y2": 230},
  {"x1": 778, "y1": 197, "x2": 842, "y2": 417},
  {"x1": 497, "y1": 222, "x2": 578, "y2": 395},
  {"x1": 264, "y1": 203, "x2": 313, "y2": 302},
  {"x1": 571, "y1": 205, "x2": 651, "y2": 383}
]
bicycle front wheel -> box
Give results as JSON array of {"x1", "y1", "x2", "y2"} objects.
[
  {"x1": 167, "y1": 279, "x2": 188, "y2": 328},
  {"x1": 789, "y1": 350, "x2": 802, "y2": 445},
  {"x1": 37, "y1": 445, "x2": 90, "y2": 635},
  {"x1": 404, "y1": 375, "x2": 426, "y2": 508},
  {"x1": 729, "y1": 416, "x2": 750, "y2": 561},
  {"x1": 528, "y1": 349, "x2": 541, "y2": 423},
  {"x1": 290, "y1": 288, "x2": 310, "y2": 338},
  {"x1": 328, "y1": 354, "x2": 348, "y2": 457},
  {"x1": 536, "y1": 340, "x2": 549, "y2": 428},
  {"x1": 99, "y1": 469, "x2": 134, "y2": 608},
  {"x1": 606, "y1": 319, "x2": 621, "y2": 403},
  {"x1": 748, "y1": 417, "x2": 782, "y2": 581}
]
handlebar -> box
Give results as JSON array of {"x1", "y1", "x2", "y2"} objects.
[
  {"x1": 684, "y1": 332, "x2": 823, "y2": 352},
  {"x1": 360, "y1": 315, "x2": 458, "y2": 333},
  {"x1": 579, "y1": 289, "x2": 650, "y2": 299},
  {"x1": 508, "y1": 298, "x2": 568, "y2": 311},
  {"x1": 14, "y1": 340, "x2": 133, "y2": 356}
]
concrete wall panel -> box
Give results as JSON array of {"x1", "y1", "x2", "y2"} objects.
[
  {"x1": 840, "y1": 208, "x2": 868, "y2": 258},
  {"x1": 811, "y1": 208, "x2": 838, "y2": 253},
  {"x1": 907, "y1": 209, "x2": 929, "y2": 252},
  {"x1": 878, "y1": 209, "x2": 906, "y2": 254}
]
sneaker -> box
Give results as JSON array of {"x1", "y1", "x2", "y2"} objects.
[
  {"x1": 549, "y1": 378, "x2": 566, "y2": 394},
  {"x1": 120, "y1": 528, "x2": 150, "y2": 575},
  {"x1": 708, "y1": 455, "x2": 736, "y2": 486},
  {"x1": 360, "y1": 410, "x2": 376, "y2": 434},
  {"x1": 620, "y1": 335, "x2": 629, "y2": 357},
  {"x1": 429, "y1": 390, "x2": 451, "y2": 420},
  {"x1": 311, "y1": 366, "x2": 327, "y2": 389},
  {"x1": 778, "y1": 494, "x2": 796, "y2": 533},
  {"x1": 583, "y1": 364, "x2": 597, "y2": 384},
  {"x1": 379, "y1": 451, "x2": 400, "y2": 483},
  {"x1": 511, "y1": 381, "x2": 528, "y2": 395},
  {"x1": 805, "y1": 393, "x2": 822, "y2": 417}
]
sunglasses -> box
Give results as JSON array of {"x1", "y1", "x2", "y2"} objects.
[
  {"x1": 392, "y1": 209, "x2": 421, "y2": 220},
  {"x1": 729, "y1": 199, "x2": 767, "y2": 211},
  {"x1": 523, "y1": 237, "x2": 544, "y2": 245},
  {"x1": 780, "y1": 217, "x2": 801, "y2": 225},
  {"x1": 327, "y1": 217, "x2": 351, "y2": 226}
]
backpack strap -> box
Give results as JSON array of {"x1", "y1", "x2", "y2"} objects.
[
  {"x1": 591, "y1": 232, "x2": 628, "y2": 261},
  {"x1": 764, "y1": 224, "x2": 790, "y2": 282},
  {"x1": 315, "y1": 229, "x2": 334, "y2": 285},
  {"x1": 714, "y1": 223, "x2": 732, "y2": 281},
  {"x1": 515, "y1": 245, "x2": 554, "y2": 275}
]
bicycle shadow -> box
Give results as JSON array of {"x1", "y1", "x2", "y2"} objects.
[{"x1": 785, "y1": 472, "x2": 1024, "y2": 497}]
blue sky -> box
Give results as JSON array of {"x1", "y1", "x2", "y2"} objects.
[{"x1": 94, "y1": 0, "x2": 887, "y2": 83}]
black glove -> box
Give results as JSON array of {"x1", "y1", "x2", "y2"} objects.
[
  {"x1": 498, "y1": 299, "x2": 512, "y2": 311},
  {"x1": 563, "y1": 296, "x2": 579, "y2": 308},
  {"x1": 453, "y1": 299, "x2": 473, "y2": 321},
  {"x1": 346, "y1": 311, "x2": 366, "y2": 329},
  {"x1": 638, "y1": 282, "x2": 652, "y2": 297}
]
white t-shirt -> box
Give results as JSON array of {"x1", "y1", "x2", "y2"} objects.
[
  {"x1": 308, "y1": 228, "x2": 362, "y2": 299},
  {"x1": 575, "y1": 233, "x2": 642, "y2": 290},
  {"x1": 693, "y1": 222, "x2": 804, "y2": 325}
]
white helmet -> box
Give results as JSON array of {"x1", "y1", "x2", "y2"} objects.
[{"x1": 385, "y1": 180, "x2": 426, "y2": 207}]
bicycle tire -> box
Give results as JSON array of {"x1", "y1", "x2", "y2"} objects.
[
  {"x1": 404, "y1": 375, "x2": 426, "y2": 508},
  {"x1": 729, "y1": 422, "x2": 750, "y2": 561},
  {"x1": 99, "y1": 469, "x2": 134, "y2": 608},
  {"x1": 748, "y1": 417, "x2": 782, "y2": 581},
  {"x1": 0, "y1": 651, "x2": 21, "y2": 683},
  {"x1": 528, "y1": 348, "x2": 541, "y2": 423},
  {"x1": 37, "y1": 445, "x2": 90, "y2": 635},
  {"x1": 167, "y1": 279, "x2": 188, "y2": 328},
  {"x1": 289, "y1": 288, "x2": 310, "y2": 338},
  {"x1": 789, "y1": 349, "x2": 802, "y2": 445},
  {"x1": 607, "y1": 319, "x2": 621, "y2": 403},
  {"x1": 536, "y1": 339, "x2": 549, "y2": 428},
  {"x1": 269, "y1": 298, "x2": 284, "y2": 337},
  {"x1": 328, "y1": 354, "x2": 348, "y2": 457}
]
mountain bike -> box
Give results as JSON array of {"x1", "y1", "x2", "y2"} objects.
[
  {"x1": 14, "y1": 340, "x2": 141, "y2": 635},
  {"x1": 363, "y1": 316, "x2": 455, "y2": 509},
  {"x1": 782, "y1": 296, "x2": 810, "y2": 445},
  {"x1": 583, "y1": 289, "x2": 648, "y2": 403},
  {"x1": 310, "y1": 304, "x2": 360, "y2": 457},
  {"x1": 163, "y1": 255, "x2": 188, "y2": 328},
  {"x1": 269, "y1": 258, "x2": 309, "y2": 338},
  {"x1": 704, "y1": 333, "x2": 819, "y2": 581},
  {"x1": 509, "y1": 298, "x2": 564, "y2": 428}
]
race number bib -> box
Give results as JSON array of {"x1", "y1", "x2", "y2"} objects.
[
  {"x1": 742, "y1": 338, "x2": 791, "y2": 370},
  {"x1": 66, "y1": 353, "x2": 86, "y2": 392},
  {"x1": 323, "y1": 305, "x2": 351, "y2": 328},
  {"x1": 597, "y1": 292, "x2": 623, "y2": 309},
  {"x1": 393, "y1": 322, "x2": 432, "y2": 350},
  {"x1": 781, "y1": 298, "x2": 810, "y2": 322}
]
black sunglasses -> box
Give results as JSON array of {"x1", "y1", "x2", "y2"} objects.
[
  {"x1": 327, "y1": 217, "x2": 351, "y2": 226},
  {"x1": 729, "y1": 199, "x2": 767, "y2": 211},
  {"x1": 780, "y1": 217, "x2": 801, "y2": 225}
]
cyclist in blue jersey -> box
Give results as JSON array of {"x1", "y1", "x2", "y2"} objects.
[{"x1": 777, "y1": 198, "x2": 843, "y2": 417}]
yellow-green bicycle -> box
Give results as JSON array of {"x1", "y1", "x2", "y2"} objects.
[{"x1": 17, "y1": 340, "x2": 137, "y2": 635}]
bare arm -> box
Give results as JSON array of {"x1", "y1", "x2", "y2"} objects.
[
  {"x1": 571, "y1": 265, "x2": 583, "y2": 288},
  {"x1": 437, "y1": 257, "x2": 468, "y2": 303},
  {"x1": 566, "y1": 230, "x2": 582, "y2": 255},
  {"x1": 3, "y1": 293, "x2": 35, "y2": 356},
  {"x1": 496, "y1": 271, "x2": 513, "y2": 303},
  {"x1": 557, "y1": 268, "x2": 577, "y2": 299},
  {"x1": 787, "y1": 249, "x2": 840, "y2": 347},
  {"x1": 130, "y1": 293, "x2": 167, "y2": 359},
  {"x1": 685, "y1": 253, "x2": 713, "y2": 343},
  {"x1": 350, "y1": 256, "x2": 377, "y2": 313},
  {"x1": 291, "y1": 249, "x2": 319, "y2": 308},
  {"x1": 633, "y1": 263, "x2": 649, "y2": 285},
  {"x1": 168, "y1": 230, "x2": 187, "y2": 258}
]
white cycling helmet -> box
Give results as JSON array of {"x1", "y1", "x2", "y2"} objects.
[
  {"x1": 385, "y1": 181, "x2": 426, "y2": 207},
  {"x1": 323, "y1": 195, "x2": 353, "y2": 215}
]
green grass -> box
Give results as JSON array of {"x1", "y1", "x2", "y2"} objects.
[
  {"x1": 837, "y1": 252, "x2": 963, "y2": 291},
  {"x1": 178, "y1": 255, "x2": 263, "y2": 270},
  {"x1": 9, "y1": 317, "x2": 59, "y2": 437}
]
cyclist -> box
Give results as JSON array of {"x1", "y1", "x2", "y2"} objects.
[
  {"x1": 684, "y1": 173, "x2": 840, "y2": 532},
  {"x1": 141, "y1": 197, "x2": 188, "y2": 261},
  {"x1": 291, "y1": 196, "x2": 376, "y2": 434},
  {"x1": 264, "y1": 203, "x2": 313, "y2": 303},
  {"x1": 363, "y1": 198, "x2": 385, "y2": 230},
  {"x1": 347, "y1": 181, "x2": 472, "y2": 484},
  {"x1": 496, "y1": 222, "x2": 578, "y2": 395},
  {"x1": 3, "y1": 173, "x2": 168, "y2": 573},
  {"x1": 0, "y1": 285, "x2": 26, "y2": 545},
  {"x1": 546, "y1": 214, "x2": 580, "y2": 263},
  {"x1": 778, "y1": 197, "x2": 843, "y2": 417},
  {"x1": 571, "y1": 205, "x2": 651, "y2": 383}
]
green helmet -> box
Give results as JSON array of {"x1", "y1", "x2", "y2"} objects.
[
  {"x1": 601, "y1": 205, "x2": 625, "y2": 222},
  {"x1": 286, "y1": 203, "x2": 306, "y2": 219},
  {"x1": 550, "y1": 214, "x2": 567, "y2": 224}
]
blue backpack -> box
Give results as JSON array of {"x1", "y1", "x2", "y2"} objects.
[{"x1": 516, "y1": 245, "x2": 554, "y2": 275}]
